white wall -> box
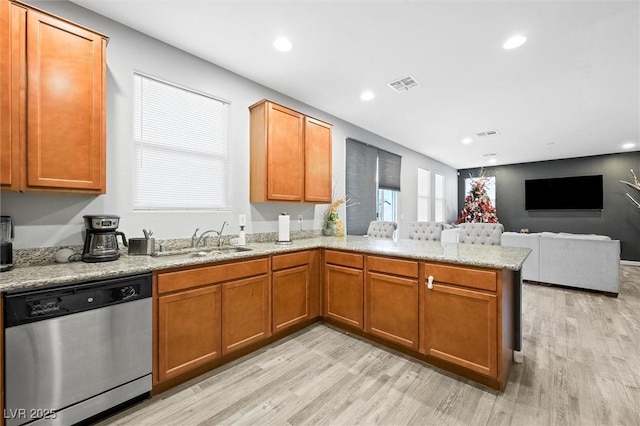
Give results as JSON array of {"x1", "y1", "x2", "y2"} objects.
[{"x1": 1, "y1": 0, "x2": 457, "y2": 249}]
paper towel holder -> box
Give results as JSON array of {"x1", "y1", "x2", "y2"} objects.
[{"x1": 275, "y1": 212, "x2": 293, "y2": 245}]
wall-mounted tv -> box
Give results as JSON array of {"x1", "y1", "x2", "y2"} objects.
[{"x1": 525, "y1": 175, "x2": 603, "y2": 210}]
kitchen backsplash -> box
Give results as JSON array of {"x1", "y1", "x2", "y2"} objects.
[{"x1": 14, "y1": 229, "x2": 322, "y2": 267}]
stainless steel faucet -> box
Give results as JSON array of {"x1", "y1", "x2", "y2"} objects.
[
  {"x1": 192, "y1": 228, "x2": 219, "y2": 248},
  {"x1": 217, "y1": 221, "x2": 228, "y2": 247},
  {"x1": 191, "y1": 221, "x2": 228, "y2": 248}
]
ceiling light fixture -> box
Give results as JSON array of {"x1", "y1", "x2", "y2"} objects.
[
  {"x1": 622, "y1": 142, "x2": 636, "y2": 149},
  {"x1": 360, "y1": 90, "x2": 375, "y2": 101},
  {"x1": 273, "y1": 37, "x2": 293, "y2": 52},
  {"x1": 462, "y1": 138, "x2": 472, "y2": 145},
  {"x1": 503, "y1": 35, "x2": 527, "y2": 50},
  {"x1": 488, "y1": 158, "x2": 498, "y2": 164}
]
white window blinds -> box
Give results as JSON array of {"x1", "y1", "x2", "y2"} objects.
[{"x1": 133, "y1": 74, "x2": 230, "y2": 210}]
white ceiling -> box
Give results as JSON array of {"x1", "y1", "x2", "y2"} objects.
[{"x1": 71, "y1": 0, "x2": 639, "y2": 169}]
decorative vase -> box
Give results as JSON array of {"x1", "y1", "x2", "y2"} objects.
[{"x1": 323, "y1": 223, "x2": 337, "y2": 236}]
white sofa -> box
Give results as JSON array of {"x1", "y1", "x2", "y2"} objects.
[{"x1": 502, "y1": 232, "x2": 620, "y2": 295}]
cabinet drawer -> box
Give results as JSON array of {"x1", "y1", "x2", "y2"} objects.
[
  {"x1": 157, "y1": 258, "x2": 269, "y2": 294},
  {"x1": 425, "y1": 263, "x2": 496, "y2": 292},
  {"x1": 272, "y1": 251, "x2": 309, "y2": 271},
  {"x1": 325, "y1": 250, "x2": 363, "y2": 269},
  {"x1": 367, "y1": 256, "x2": 418, "y2": 278}
]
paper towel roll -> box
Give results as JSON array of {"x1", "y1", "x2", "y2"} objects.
[{"x1": 278, "y1": 214, "x2": 290, "y2": 243}]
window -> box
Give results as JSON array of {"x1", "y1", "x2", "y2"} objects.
[
  {"x1": 377, "y1": 188, "x2": 397, "y2": 222},
  {"x1": 133, "y1": 74, "x2": 230, "y2": 210},
  {"x1": 345, "y1": 138, "x2": 402, "y2": 235},
  {"x1": 417, "y1": 167, "x2": 430, "y2": 221},
  {"x1": 434, "y1": 172, "x2": 445, "y2": 222}
]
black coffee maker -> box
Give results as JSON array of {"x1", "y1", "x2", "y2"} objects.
[
  {"x1": 1, "y1": 216, "x2": 14, "y2": 272},
  {"x1": 82, "y1": 215, "x2": 128, "y2": 262}
]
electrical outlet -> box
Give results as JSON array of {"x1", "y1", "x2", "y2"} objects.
[
  {"x1": 238, "y1": 214, "x2": 246, "y2": 226},
  {"x1": 298, "y1": 214, "x2": 303, "y2": 223}
]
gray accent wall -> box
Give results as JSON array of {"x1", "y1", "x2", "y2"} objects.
[{"x1": 458, "y1": 152, "x2": 640, "y2": 261}]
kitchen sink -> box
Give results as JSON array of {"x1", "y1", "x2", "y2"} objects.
[
  {"x1": 151, "y1": 246, "x2": 252, "y2": 259},
  {"x1": 216, "y1": 246, "x2": 253, "y2": 254}
]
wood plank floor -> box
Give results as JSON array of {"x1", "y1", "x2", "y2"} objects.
[{"x1": 98, "y1": 265, "x2": 640, "y2": 426}]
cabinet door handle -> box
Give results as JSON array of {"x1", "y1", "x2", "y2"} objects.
[{"x1": 427, "y1": 275, "x2": 434, "y2": 290}]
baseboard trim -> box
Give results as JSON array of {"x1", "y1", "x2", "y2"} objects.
[{"x1": 621, "y1": 260, "x2": 640, "y2": 267}]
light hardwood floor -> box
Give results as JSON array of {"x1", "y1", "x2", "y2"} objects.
[{"x1": 99, "y1": 265, "x2": 640, "y2": 426}]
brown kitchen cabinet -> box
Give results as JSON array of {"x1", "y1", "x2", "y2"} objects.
[
  {"x1": 422, "y1": 262, "x2": 513, "y2": 389},
  {"x1": 303, "y1": 117, "x2": 332, "y2": 202},
  {"x1": 249, "y1": 99, "x2": 332, "y2": 203},
  {"x1": 365, "y1": 256, "x2": 419, "y2": 350},
  {"x1": 1, "y1": 0, "x2": 107, "y2": 193},
  {"x1": 272, "y1": 250, "x2": 321, "y2": 334},
  {"x1": 221, "y1": 274, "x2": 271, "y2": 354},
  {"x1": 324, "y1": 250, "x2": 364, "y2": 329},
  {"x1": 154, "y1": 258, "x2": 269, "y2": 386},
  {"x1": 1, "y1": 0, "x2": 16, "y2": 191},
  {"x1": 157, "y1": 284, "x2": 221, "y2": 382}
]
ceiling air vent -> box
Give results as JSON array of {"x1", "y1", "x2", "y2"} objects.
[
  {"x1": 476, "y1": 129, "x2": 500, "y2": 137},
  {"x1": 388, "y1": 76, "x2": 420, "y2": 93}
]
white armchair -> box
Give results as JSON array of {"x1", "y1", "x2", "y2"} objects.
[
  {"x1": 457, "y1": 223, "x2": 504, "y2": 246},
  {"x1": 408, "y1": 221, "x2": 444, "y2": 241},
  {"x1": 366, "y1": 221, "x2": 397, "y2": 239}
]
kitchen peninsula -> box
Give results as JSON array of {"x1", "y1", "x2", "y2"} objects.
[{"x1": 1, "y1": 236, "x2": 529, "y2": 395}]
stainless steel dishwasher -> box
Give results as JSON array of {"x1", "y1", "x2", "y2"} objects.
[{"x1": 4, "y1": 273, "x2": 152, "y2": 426}]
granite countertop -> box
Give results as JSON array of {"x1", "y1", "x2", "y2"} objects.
[{"x1": 0, "y1": 236, "x2": 530, "y2": 293}]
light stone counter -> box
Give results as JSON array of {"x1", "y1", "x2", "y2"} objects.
[{"x1": 0, "y1": 236, "x2": 530, "y2": 293}]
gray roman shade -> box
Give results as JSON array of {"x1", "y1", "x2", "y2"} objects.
[
  {"x1": 345, "y1": 138, "x2": 403, "y2": 235},
  {"x1": 378, "y1": 149, "x2": 402, "y2": 191},
  {"x1": 346, "y1": 138, "x2": 377, "y2": 235}
]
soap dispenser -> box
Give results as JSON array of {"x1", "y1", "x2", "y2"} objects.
[{"x1": 238, "y1": 225, "x2": 246, "y2": 246}]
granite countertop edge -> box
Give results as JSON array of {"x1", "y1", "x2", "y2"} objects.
[{"x1": 0, "y1": 236, "x2": 531, "y2": 293}]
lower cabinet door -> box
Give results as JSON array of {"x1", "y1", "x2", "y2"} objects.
[
  {"x1": 158, "y1": 285, "x2": 221, "y2": 382},
  {"x1": 424, "y1": 283, "x2": 498, "y2": 378},
  {"x1": 222, "y1": 275, "x2": 271, "y2": 354},
  {"x1": 324, "y1": 264, "x2": 363, "y2": 329},
  {"x1": 272, "y1": 265, "x2": 309, "y2": 333},
  {"x1": 366, "y1": 272, "x2": 419, "y2": 349}
]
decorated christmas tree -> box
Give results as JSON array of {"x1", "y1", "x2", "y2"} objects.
[{"x1": 456, "y1": 174, "x2": 499, "y2": 224}]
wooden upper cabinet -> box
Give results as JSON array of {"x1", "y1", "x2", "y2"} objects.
[
  {"x1": 1, "y1": 0, "x2": 22, "y2": 191},
  {"x1": 1, "y1": 1, "x2": 108, "y2": 193},
  {"x1": 303, "y1": 117, "x2": 332, "y2": 203},
  {"x1": 250, "y1": 99, "x2": 332, "y2": 203}
]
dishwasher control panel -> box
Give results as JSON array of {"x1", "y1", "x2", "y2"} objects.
[{"x1": 4, "y1": 273, "x2": 152, "y2": 327}]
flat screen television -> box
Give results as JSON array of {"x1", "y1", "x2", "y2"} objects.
[{"x1": 525, "y1": 175, "x2": 603, "y2": 210}]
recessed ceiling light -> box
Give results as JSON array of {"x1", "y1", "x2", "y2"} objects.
[
  {"x1": 622, "y1": 142, "x2": 636, "y2": 149},
  {"x1": 503, "y1": 35, "x2": 527, "y2": 50},
  {"x1": 488, "y1": 158, "x2": 498, "y2": 164},
  {"x1": 462, "y1": 137, "x2": 472, "y2": 145},
  {"x1": 360, "y1": 90, "x2": 375, "y2": 101},
  {"x1": 273, "y1": 37, "x2": 292, "y2": 52}
]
